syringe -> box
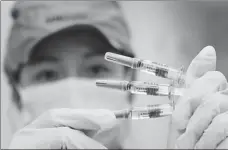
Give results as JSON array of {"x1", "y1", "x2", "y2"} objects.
[
  {"x1": 105, "y1": 52, "x2": 185, "y2": 86},
  {"x1": 114, "y1": 104, "x2": 173, "y2": 119},
  {"x1": 96, "y1": 80, "x2": 184, "y2": 100}
]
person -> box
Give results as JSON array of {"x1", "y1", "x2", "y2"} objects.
[{"x1": 3, "y1": 1, "x2": 228, "y2": 149}]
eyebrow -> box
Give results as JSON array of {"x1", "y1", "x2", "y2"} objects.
[
  {"x1": 28, "y1": 55, "x2": 59, "y2": 65},
  {"x1": 84, "y1": 51, "x2": 106, "y2": 59}
]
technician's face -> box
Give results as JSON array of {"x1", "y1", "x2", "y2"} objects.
[
  {"x1": 13, "y1": 28, "x2": 133, "y2": 124},
  {"x1": 20, "y1": 30, "x2": 128, "y2": 87},
  {"x1": 7, "y1": 28, "x2": 134, "y2": 149}
]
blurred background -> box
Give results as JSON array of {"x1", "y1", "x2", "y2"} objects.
[{"x1": 1, "y1": 1, "x2": 228, "y2": 148}]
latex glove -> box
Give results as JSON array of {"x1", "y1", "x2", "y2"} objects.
[
  {"x1": 167, "y1": 46, "x2": 228, "y2": 149},
  {"x1": 177, "y1": 90, "x2": 228, "y2": 149},
  {"x1": 9, "y1": 109, "x2": 120, "y2": 149}
]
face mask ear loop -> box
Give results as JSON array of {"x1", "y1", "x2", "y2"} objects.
[
  {"x1": 11, "y1": 82, "x2": 22, "y2": 110},
  {"x1": 4, "y1": 66, "x2": 23, "y2": 111}
]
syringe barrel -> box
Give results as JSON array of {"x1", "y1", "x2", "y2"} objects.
[
  {"x1": 105, "y1": 52, "x2": 186, "y2": 86},
  {"x1": 114, "y1": 104, "x2": 173, "y2": 120}
]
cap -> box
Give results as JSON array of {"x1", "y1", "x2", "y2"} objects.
[{"x1": 4, "y1": 1, "x2": 133, "y2": 76}]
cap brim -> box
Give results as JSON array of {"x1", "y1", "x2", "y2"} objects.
[{"x1": 28, "y1": 24, "x2": 121, "y2": 57}]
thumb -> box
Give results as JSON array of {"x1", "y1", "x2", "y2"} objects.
[
  {"x1": 185, "y1": 45, "x2": 216, "y2": 87},
  {"x1": 92, "y1": 121, "x2": 123, "y2": 149}
]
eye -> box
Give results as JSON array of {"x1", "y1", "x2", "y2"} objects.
[
  {"x1": 34, "y1": 70, "x2": 59, "y2": 83},
  {"x1": 88, "y1": 65, "x2": 110, "y2": 77}
]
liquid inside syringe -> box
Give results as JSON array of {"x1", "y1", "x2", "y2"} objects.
[
  {"x1": 105, "y1": 52, "x2": 186, "y2": 85},
  {"x1": 96, "y1": 80, "x2": 184, "y2": 98},
  {"x1": 114, "y1": 104, "x2": 173, "y2": 120}
]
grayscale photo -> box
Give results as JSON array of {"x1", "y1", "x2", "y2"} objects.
[{"x1": 1, "y1": 1, "x2": 228, "y2": 149}]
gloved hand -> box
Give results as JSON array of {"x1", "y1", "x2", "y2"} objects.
[
  {"x1": 167, "y1": 46, "x2": 228, "y2": 149},
  {"x1": 8, "y1": 109, "x2": 121, "y2": 149}
]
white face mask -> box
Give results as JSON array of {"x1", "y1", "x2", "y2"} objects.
[
  {"x1": 8, "y1": 78, "x2": 132, "y2": 147},
  {"x1": 19, "y1": 78, "x2": 130, "y2": 123}
]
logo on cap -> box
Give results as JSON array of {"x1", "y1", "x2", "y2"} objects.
[{"x1": 46, "y1": 14, "x2": 87, "y2": 23}]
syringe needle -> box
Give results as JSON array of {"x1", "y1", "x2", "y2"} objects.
[{"x1": 105, "y1": 52, "x2": 185, "y2": 86}]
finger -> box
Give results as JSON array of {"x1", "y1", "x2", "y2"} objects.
[
  {"x1": 167, "y1": 71, "x2": 227, "y2": 148},
  {"x1": 220, "y1": 88, "x2": 228, "y2": 95},
  {"x1": 173, "y1": 71, "x2": 227, "y2": 130},
  {"x1": 27, "y1": 108, "x2": 116, "y2": 133},
  {"x1": 92, "y1": 121, "x2": 123, "y2": 149},
  {"x1": 175, "y1": 92, "x2": 228, "y2": 148},
  {"x1": 9, "y1": 127, "x2": 107, "y2": 149},
  {"x1": 168, "y1": 46, "x2": 216, "y2": 148},
  {"x1": 9, "y1": 128, "x2": 61, "y2": 149},
  {"x1": 185, "y1": 46, "x2": 216, "y2": 87},
  {"x1": 216, "y1": 138, "x2": 228, "y2": 149},
  {"x1": 194, "y1": 112, "x2": 228, "y2": 149},
  {"x1": 59, "y1": 127, "x2": 107, "y2": 149}
]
